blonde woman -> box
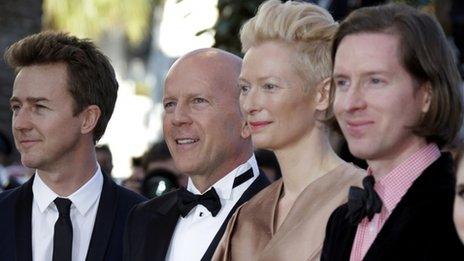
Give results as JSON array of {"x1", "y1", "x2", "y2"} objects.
[{"x1": 213, "y1": 1, "x2": 364, "y2": 260}]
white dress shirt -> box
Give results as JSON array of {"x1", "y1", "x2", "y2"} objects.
[
  {"x1": 165, "y1": 155, "x2": 259, "y2": 261},
  {"x1": 31, "y1": 165, "x2": 104, "y2": 261}
]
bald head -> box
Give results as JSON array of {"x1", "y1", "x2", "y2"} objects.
[
  {"x1": 165, "y1": 48, "x2": 242, "y2": 98},
  {"x1": 162, "y1": 48, "x2": 251, "y2": 190}
]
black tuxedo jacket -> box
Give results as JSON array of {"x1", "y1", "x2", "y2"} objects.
[
  {"x1": 321, "y1": 153, "x2": 464, "y2": 261},
  {"x1": 123, "y1": 170, "x2": 270, "y2": 261},
  {"x1": 0, "y1": 173, "x2": 145, "y2": 261}
]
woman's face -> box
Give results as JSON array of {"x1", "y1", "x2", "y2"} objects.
[
  {"x1": 239, "y1": 41, "x2": 319, "y2": 150},
  {"x1": 454, "y1": 155, "x2": 464, "y2": 243}
]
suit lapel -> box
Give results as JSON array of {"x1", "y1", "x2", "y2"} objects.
[
  {"x1": 364, "y1": 154, "x2": 452, "y2": 260},
  {"x1": 144, "y1": 192, "x2": 180, "y2": 261},
  {"x1": 85, "y1": 173, "x2": 118, "y2": 261},
  {"x1": 336, "y1": 214, "x2": 358, "y2": 261},
  {"x1": 201, "y1": 170, "x2": 270, "y2": 261},
  {"x1": 15, "y1": 176, "x2": 34, "y2": 261}
]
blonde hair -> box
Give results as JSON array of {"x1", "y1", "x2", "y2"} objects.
[{"x1": 240, "y1": 0, "x2": 337, "y2": 90}]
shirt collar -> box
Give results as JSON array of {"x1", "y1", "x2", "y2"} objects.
[
  {"x1": 372, "y1": 143, "x2": 440, "y2": 213},
  {"x1": 32, "y1": 164, "x2": 104, "y2": 216},
  {"x1": 187, "y1": 155, "x2": 259, "y2": 200}
]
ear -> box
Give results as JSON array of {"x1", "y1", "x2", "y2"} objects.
[
  {"x1": 420, "y1": 82, "x2": 432, "y2": 113},
  {"x1": 241, "y1": 121, "x2": 251, "y2": 139},
  {"x1": 314, "y1": 77, "x2": 332, "y2": 111},
  {"x1": 80, "y1": 105, "x2": 101, "y2": 135}
]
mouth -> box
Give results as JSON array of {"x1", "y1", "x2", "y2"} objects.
[
  {"x1": 248, "y1": 121, "x2": 272, "y2": 132},
  {"x1": 19, "y1": 139, "x2": 40, "y2": 149},
  {"x1": 344, "y1": 120, "x2": 374, "y2": 137},
  {"x1": 175, "y1": 138, "x2": 199, "y2": 145}
]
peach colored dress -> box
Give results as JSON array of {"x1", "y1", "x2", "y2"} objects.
[{"x1": 213, "y1": 163, "x2": 364, "y2": 261}]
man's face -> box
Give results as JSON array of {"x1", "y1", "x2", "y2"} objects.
[
  {"x1": 162, "y1": 60, "x2": 244, "y2": 177},
  {"x1": 10, "y1": 63, "x2": 84, "y2": 171},
  {"x1": 333, "y1": 33, "x2": 430, "y2": 162}
]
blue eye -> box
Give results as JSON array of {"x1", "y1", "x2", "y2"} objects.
[
  {"x1": 334, "y1": 78, "x2": 349, "y2": 90},
  {"x1": 371, "y1": 78, "x2": 381, "y2": 84},
  {"x1": 163, "y1": 101, "x2": 176, "y2": 110},
  {"x1": 192, "y1": 97, "x2": 207, "y2": 104},
  {"x1": 263, "y1": 83, "x2": 277, "y2": 90},
  {"x1": 239, "y1": 84, "x2": 250, "y2": 95},
  {"x1": 10, "y1": 104, "x2": 20, "y2": 112}
]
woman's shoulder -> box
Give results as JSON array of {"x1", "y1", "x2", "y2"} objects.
[
  {"x1": 238, "y1": 179, "x2": 282, "y2": 212},
  {"x1": 329, "y1": 162, "x2": 366, "y2": 188}
]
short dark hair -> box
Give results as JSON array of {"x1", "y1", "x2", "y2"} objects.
[
  {"x1": 326, "y1": 3, "x2": 463, "y2": 148},
  {"x1": 4, "y1": 31, "x2": 118, "y2": 142}
]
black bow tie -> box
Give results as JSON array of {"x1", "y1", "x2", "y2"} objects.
[
  {"x1": 177, "y1": 168, "x2": 254, "y2": 217},
  {"x1": 346, "y1": 175, "x2": 383, "y2": 225},
  {"x1": 177, "y1": 187, "x2": 221, "y2": 217}
]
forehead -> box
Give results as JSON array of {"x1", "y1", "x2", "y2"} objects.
[
  {"x1": 334, "y1": 32, "x2": 402, "y2": 74},
  {"x1": 163, "y1": 60, "x2": 229, "y2": 100},
  {"x1": 241, "y1": 41, "x2": 297, "y2": 78},
  {"x1": 12, "y1": 63, "x2": 69, "y2": 100}
]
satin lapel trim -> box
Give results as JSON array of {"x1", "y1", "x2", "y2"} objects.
[
  {"x1": 201, "y1": 170, "x2": 271, "y2": 261},
  {"x1": 144, "y1": 192, "x2": 180, "y2": 261},
  {"x1": 85, "y1": 173, "x2": 117, "y2": 261},
  {"x1": 15, "y1": 176, "x2": 34, "y2": 261}
]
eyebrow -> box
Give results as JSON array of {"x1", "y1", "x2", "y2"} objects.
[
  {"x1": 332, "y1": 73, "x2": 347, "y2": 79},
  {"x1": 9, "y1": 97, "x2": 50, "y2": 103}
]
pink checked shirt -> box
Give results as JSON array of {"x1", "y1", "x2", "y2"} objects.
[{"x1": 349, "y1": 143, "x2": 441, "y2": 261}]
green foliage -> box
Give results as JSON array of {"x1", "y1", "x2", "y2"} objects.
[
  {"x1": 43, "y1": 0, "x2": 156, "y2": 45},
  {"x1": 213, "y1": 0, "x2": 266, "y2": 56}
]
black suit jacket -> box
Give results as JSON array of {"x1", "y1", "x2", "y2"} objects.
[
  {"x1": 0, "y1": 173, "x2": 145, "y2": 261},
  {"x1": 321, "y1": 153, "x2": 464, "y2": 261},
  {"x1": 123, "y1": 170, "x2": 270, "y2": 261}
]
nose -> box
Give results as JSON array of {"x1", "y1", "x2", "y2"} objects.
[
  {"x1": 240, "y1": 87, "x2": 262, "y2": 116},
  {"x1": 171, "y1": 103, "x2": 192, "y2": 126},
  {"x1": 12, "y1": 107, "x2": 33, "y2": 131},
  {"x1": 339, "y1": 86, "x2": 367, "y2": 113}
]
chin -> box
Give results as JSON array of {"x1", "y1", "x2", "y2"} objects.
[
  {"x1": 251, "y1": 136, "x2": 273, "y2": 150},
  {"x1": 174, "y1": 161, "x2": 197, "y2": 175},
  {"x1": 346, "y1": 146, "x2": 373, "y2": 161},
  {"x1": 21, "y1": 158, "x2": 40, "y2": 169}
]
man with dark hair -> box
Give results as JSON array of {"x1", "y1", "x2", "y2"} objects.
[
  {"x1": 322, "y1": 4, "x2": 464, "y2": 260},
  {"x1": 0, "y1": 31, "x2": 145, "y2": 261},
  {"x1": 123, "y1": 48, "x2": 270, "y2": 261}
]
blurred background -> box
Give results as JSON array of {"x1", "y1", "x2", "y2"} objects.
[{"x1": 0, "y1": 0, "x2": 462, "y2": 197}]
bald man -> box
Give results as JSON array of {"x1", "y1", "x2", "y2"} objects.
[{"x1": 123, "y1": 48, "x2": 270, "y2": 261}]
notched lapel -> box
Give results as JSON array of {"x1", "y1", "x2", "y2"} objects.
[
  {"x1": 15, "y1": 177, "x2": 34, "y2": 261},
  {"x1": 144, "y1": 192, "x2": 180, "y2": 261},
  {"x1": 85, "y1": 174, "x2": 118, "y2": 261}
]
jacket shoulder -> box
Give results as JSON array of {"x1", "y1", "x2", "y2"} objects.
[
  {"x1": 0, "y1": 185, "x2": 22, "y2": 207},
  {"x1": 115, "y1": 184, "x2": 146, "y2": 205},
  {"x1": 130, "y1": 189, "x2": 178, "y2": 217}
]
